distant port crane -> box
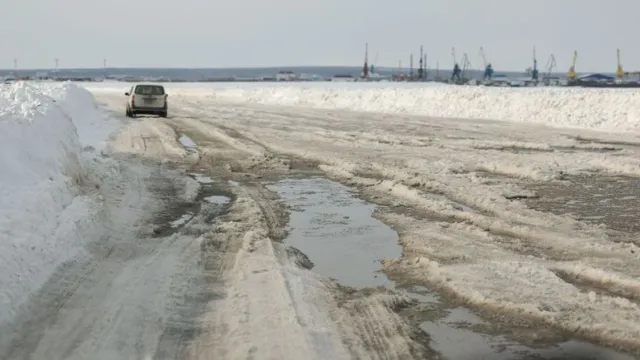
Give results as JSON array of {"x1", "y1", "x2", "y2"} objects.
[
  {"x1": 544, "y1": 54, "x2": 556, "y2": 85},
  {"x1": 479, "y1": 46, "x2": 494, "y2": 79},
  {"x1": 567, "y1": 51, "x2": 577, "y2": 81},
  {"x1": 616, "y1": 48, "x2": 624, "y2": 81}
]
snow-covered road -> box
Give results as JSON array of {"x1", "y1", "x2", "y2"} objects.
[
  {"x1": 1, "y1": 83, "x2": 430, "y2": 360},
  {"x1": 2, "y1": 81, "x2": 640, "y2": 359},
  {"x1": 93, "y1": 83, "x2": 640, "y2": 357}
]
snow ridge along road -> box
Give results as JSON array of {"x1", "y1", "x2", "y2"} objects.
[
  {"x1": 87, "y1": 81, "x2": 640, "y2": 132},
  {"x1": 90, "y1": 82, "x2": 640, "y2": 358}
]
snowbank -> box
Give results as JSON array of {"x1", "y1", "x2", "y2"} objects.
[
  {"x1": 0, "y1": 82, "x2": 118, "y2": 324},
  {"x1": 184, "y1": 83, "x2": 640, "y2": 132},
  {"x1": 38, "y1": 82, "x2": 120, "y2": 151}
]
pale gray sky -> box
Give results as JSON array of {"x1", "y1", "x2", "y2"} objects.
[{"x1": 3, "y1": 0, "x2": 639, "y2": 72}]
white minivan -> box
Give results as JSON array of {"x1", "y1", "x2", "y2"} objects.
[{"x1": 125, "y1": 84, "x2": 168, "y2": 118}]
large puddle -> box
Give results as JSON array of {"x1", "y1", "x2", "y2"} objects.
[
  {"x1": 267, "y1": 177, "x2": 400, "y2": 288},
  {"x1": 268, "y1": 178, "x2": 636, "y2": 360},
  {"x1": 421, "y1": 307, "x2": 634, "y2": 360}
]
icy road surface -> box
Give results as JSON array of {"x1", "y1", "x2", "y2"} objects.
[
  {"x1": 87, "y1": 83, "x2": 640, "y2": 358},
  {"x1": 5, "y1": 81, "x2": 634, "y2": 360},
  {"x1": 2, "y1": 82, "x2": 433, "y2": 360}
]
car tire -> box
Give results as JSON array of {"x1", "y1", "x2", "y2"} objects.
[
  {"x1": 159, "y1": 111, "x2": 167, "y2": 118},
  {"x1": 125, "y1": 107, "x2": 132, "y2": 117}
]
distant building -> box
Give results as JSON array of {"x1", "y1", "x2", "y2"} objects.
[
  {"x1": 276, "y1": 71, "x2": 298, "y2": 81},
  {"x1": 577, "y1": 73, "x2": 614, "y2": 82}
]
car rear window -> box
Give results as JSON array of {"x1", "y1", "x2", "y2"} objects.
[{"x1": 134, "y1": 85, "x2": 165, "y2": 95}]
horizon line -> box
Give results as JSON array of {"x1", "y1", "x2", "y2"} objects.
[{"x1": 0, "y1": 65, "x2": 612, "y2": 74}]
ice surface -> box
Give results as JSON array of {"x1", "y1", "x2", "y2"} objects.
[
  {"x1": 0, "y1": 82, "x2": 122, "y2": 324},
  {"x1": 190, "y1": 173, "x2": 214, "y2": 184},
  {"x1": 170, "y1": 213, "x2": 194, "y2": 228},
  {"x1": 203, "y1": 195, "x2": 230, "y2": 204},
  {"x1": 178, "y1": 134, "x2": 197, "y2": 148}
]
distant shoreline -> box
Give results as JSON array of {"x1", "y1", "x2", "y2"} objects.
[{"x1": 0, "y1": 65, "x2": 617, "y2": 77}]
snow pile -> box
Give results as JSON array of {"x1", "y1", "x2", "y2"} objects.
[
  {"x1": 37, "y1": 82, "x2": 120, "y2": 150},
  {"x1": 0, "y1": 82, "x2": 115, "y2": 324},
  {"x1": 200, "y1": 83, "x2": 640, "y2": 132}
]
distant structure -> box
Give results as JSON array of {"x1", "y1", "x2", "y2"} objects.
[
  {"x1": 276, "y1": 70, "x2": 297, "y2": 81},
  {"x1": 531, "y1": 47, "x2": 539, "y2": 81},
  {"x1": 567, "y1": 50, "x2": 577, "y2": 81},
  {"x1": 423, "y1": 53, "x2": 428, "y2": 80},
  {"x1": 418, "y1": 46, "x2": 424, "y2": 80},
  {"x1": 409, "y1": 53, "x2": 413, "y2": 79},
  {"x1": 479, "y1": 47, "x2": 493, "y2": 80},
  {"x1": 616, "y1": 48, "x2": 624, "y2": 81},
  {"x1": 362, "y1": 42, "x2": 369, "y2": 79}
]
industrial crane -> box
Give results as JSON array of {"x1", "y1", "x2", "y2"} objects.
[
  {"x1": 616, "y1": 48, "x2": 624, "y2": 81},
  {"x1": 371, "y1": 51, "x2": 379, "y2": 74},
  {"x1": 460, "y1": 53, "x2": 473, "y2": 78},
  {"x1": 525, "y1": 47, "x2": 539, "y2": 81},
  {"x1": 531, "y1": 47, "x2": 539, "y2": 81},
  {"x1": 567, "y1": 50, "x2": 577, "y2": 81},
  {"x1": 544, "y1": 54, "x2": 556, "y2": 85},
  {"x1": 479, "y1": 46, "x2": 493, "y2": 79},
  {"x1": 451, "y1": 47, "x2": 462, "y2": 82},
  {"x1": 362, "y1": 42, "x2": 369, "y2": 78}
]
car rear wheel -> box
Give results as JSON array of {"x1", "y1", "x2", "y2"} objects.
[
  {"x1": 159, "y1": 111, "x2": 167, "y2": 118},
  {"x1": 125, "y1": 106, "x2": 132, "y2": 118}
]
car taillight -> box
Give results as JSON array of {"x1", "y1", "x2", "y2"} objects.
[{"x1": 131, "y1": 94, "x2": 135, "y2": 101}]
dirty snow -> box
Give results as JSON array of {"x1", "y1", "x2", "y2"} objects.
[
  {"x1": 187, "y1": 184, "x2": 425, "y2": 359},
  {"x1": 3, "y1": 80, "x2": 429, "y2": 360},
  {"x1": 107, "y1": 118, "x2": 191, "y2": 159},
  {"x1": 84, "y1": 81, "x2": 640, "y2": 352}
]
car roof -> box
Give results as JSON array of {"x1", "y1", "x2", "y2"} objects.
[{"x1": 134, "y1": 83, "x2": 165, "y2": 87}]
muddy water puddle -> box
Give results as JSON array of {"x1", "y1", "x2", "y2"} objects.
[
  {"x1": 421, "y1": 308, "x2": 633, "y2": 360},
  {"x1": 268, "y1": 177, "x2": 635, "y2": 360},
  {"x1": 267, "y1": 177, "x2": 399, "y2": 288},
  {"x1": 162, "y1": 173, "x2": 232, "y2": 234}
]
